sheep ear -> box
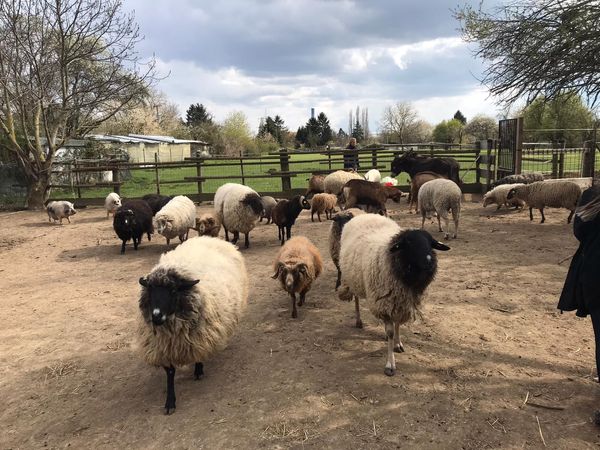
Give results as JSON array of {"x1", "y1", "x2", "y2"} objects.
[
  {"x1": 139, "y1": 277, "x2": 148, "y2": 287},
  {"x1": 431, "y1": 240, "x2": 450, "y2": 251},
  {"x1": 177, "y1": 279, "x2": 199, "y2": 290}
]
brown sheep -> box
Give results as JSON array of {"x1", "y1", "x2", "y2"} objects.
[
  {"x1": 311, "y1": 193, "x2": 337, "y2": 222},
  {"x1": 408, "y1": 171, "x2": 447, "y2": 213},
  {"x1": 342, "y1": 179, "x2": 403, "y2": 216},
  {"x1": 271, "y1": 236, "x2": 323, "y2": 318},
  {"x1": 194, "y1": 212, "x2": 222, "y2": 237},
  {"x1": 306, "y1": 174, "x2": 325, "y2": 198}
]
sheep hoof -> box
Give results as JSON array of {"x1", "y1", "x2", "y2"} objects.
[
  {"x1": 593, "y1": 410, "x2": 600, "y2": 426},
  {"x1": 355, "y1": 319, "x2": 363, "y2": 329},
  {"x1": 291, "y1": 310, "x2": 298, "y2": 319},
  {"x1": 164, "y1": 406, "x2": 175, "y2": 415},
  {"x1": 384, "y1": 367, "x2": 396, "y2": 377},
  {"x1": 394, "y1": 344, "x2": 404, "y2": 353}
]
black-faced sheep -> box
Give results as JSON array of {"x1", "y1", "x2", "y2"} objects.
[
  {"x1": 272, "y1": 236, "x2": 323, "y2": 319},
  {"x1": 142, "y1": 194, "x2": 173, "y2": 216},
  {"x1": 104, "y1": 193, "x2": 121, "y2": 219},
  {"x1": 338, "y1": 214, "x2": 449, "y2": 376},
  {"x1": 271, "y1": 195, "x2": 310, "y2": 245},
  {"x1": 46, "y1": 201, "x2": 77, "y2": 224},
  {"x1": 138, "y1": 236, "x2": 248, "y2": 414},
  {"x1": 507, "y1": 180, "x2": 581, "y2": 223},
  {"x1": 311, "y1": 193, "x2": 337, "y2": 222},
  {"x1": 155, "y1": 195, "x2": 197, "y2": 245},
  {"x1": 342, "y1": 179, "x2": 403, "y2": 216},
  {"x1": 218, "y1": 184, "x2": 263, "y2": 248},
  {"x1": 194, "y1": 212, "x2": 221, "y2": 237},
  {"x1": 113, "y1": 200, "x2": 154, "y2": 254},
  {"x1": 418, "y1": 179, "x2": 462, "y2": 239}
]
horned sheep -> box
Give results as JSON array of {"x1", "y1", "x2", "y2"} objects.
[
  {"x1": 418, "y1": 179, "x2": 462, "y2": 239},
  {"x1": 138, "y1": 236, "x2": 248, "y2": 414},
  {"x1": 507, "y1": 180, "x2": 581, "y2": 223},
  {"x1": 338, "y1": 214, "x2": 449, "y2": 376},
  {"x1": 155, "y1": 195, "x2": 197, "y2": 245},
  {"x1": 310, "y1": 193, "x2": 337, "y2": 222}
]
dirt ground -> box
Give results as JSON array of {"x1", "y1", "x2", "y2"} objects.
[{"x1": 1, "y1": 198, "x2": 600, "y2": 449}]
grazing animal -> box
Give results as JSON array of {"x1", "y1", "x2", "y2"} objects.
[
  {"x1": 155, "y1": 196, "x2": 197, "y2": 245},
  {"x1": 342, "y1": 179, "x2": 403, "y2": 216},
  {"x1": 142, "y1": 194, "x2": 173, "y2": 216},
  {"x1": 272, "y1": 236, "x2": 323, "y2": 319},
  {"x1": 507, "y1": 180, "x2": 581, "y2": 223},
  {"x1": 260, "y1": 196, "x2": 278, "y2": 224},
  {"x1": 482, "y1": 183, "x2": 526, "y2": 210},
  {"x1": 138, "y1": 237, "x2": 248, "y2": 414},
  {"x1": 104, "y1": 193, "x2": 122, "y2": 219},
  {"x1": 490, "y1": 172, "x2": 544, "y2": 189},
  {"x1": 408, "y1": 171, "x2": 446, "y2": 213},
  {"x1": 329, "y1": 208, "x2": 365, "y2": 295},
  {"x1": 418, "y1": 179, "x2": 462, "y2": 239},
  {"x1": 47, "y1": 201, "x2": 77, "y2": 224},
  {"x1": 218, "y1": 184, "x2": 263, "y2": 248},
  {"x1": 306, "y1": 174, "x2": 325, "y2": 198},
  {"x1": 338, "y1": 214, "x2": 450, "y2": 376},
  {"x1": 323, "y1": 170, "x2": 363, "y2": 196},
  {"x1": 194, "y1": 212, "x2": 221, "y2": 237},
  {"x1": 113, "y1": 200, "x2": 154, "y2": 254},
  {"x1": 311, "y1": 193, "x2": 338, "y2": 222},
  {"x1": 391, "y1": 150, "x2": 460, "y2": 185},
  {"x1": 271, "y1": 195, "x2": 311, "y2": 245}
]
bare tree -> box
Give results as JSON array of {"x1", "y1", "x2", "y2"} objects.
[
  {"x1": 380, "y1": 102, "x2": 420, "y2": 144},
  {"x1": 455, "y1": 0, "x2": 600, "y2": 105},
  {"x1": 0, "y1": 0, "x2": 156, "y2": 209}
]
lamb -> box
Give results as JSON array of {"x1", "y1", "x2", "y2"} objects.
[
  {"x1": 482, "y1": 183, "x2": 526, "y2": 210},
  {"x1": 506, "y1": 180, "x2": 581, "y2": 223},
  {"x1": 113, "y1": 200, "x2": 154, "y2": 254},
  {"x1": 271, "y1": 236, "x2": 323, "y2": 319},
  {"x1": 338, "y1": 214, "x2": 449, "y2": 376},
  {"x1": 155, "y1": 195, "x2": 197, "y2": 245},
  {"x1": 418, "y1": 179, "x2": 462, "y2": 239},
  {"x1": 46, "y1": 201, "x2": 76, "y2": 224},
  {"x1": 220, "y1": 184, "x2": 263, "y2": 248},
  {"x1": 408, "y1": 171, "x2": 446, "y2": 213},
  {"x1": 329, "y1": 208, "x2": 365, "y2": 294},
  {"x1": 323, "y1": 170, "x2": 363, "y2": 196},
  {"x1": 104, "y1": 193, "x2": 121, "y2": 219},
  {"x1": 364, "y1": 169, "x2": 381, "y2": 183},
  {"x1": 194, "y1": 212, "x2": 221, "y2": 237},
  {"x1": 490, "y1": 172, "x2": 544, "y2": 189},
  {"x1": 305, "y1": 174, "x2": 325, "y2": 198},
  {"x1": 138, "y1": 236, "x2": 248, "y2": 414},
  {"x1": 259, "y1": 196, "x2": 278, "y2": 224},
  {"x1": 271, "y1": 195, "x2": 311, "y2": 245},
  {"x1": 142, "y1": 194, "x2": 173, "y2": 216},
  {"x1": 342, "y1": 179, "x2": 403, "y2": 216},
  {"x1": 310, "y1": 193, "x2": 337, "y2": 222}
]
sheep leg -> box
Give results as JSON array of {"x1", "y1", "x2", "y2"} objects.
[
  {"x1": 164, "y1": 365, "x2": 176, "y2": 414},
  {"x1": 59, "y1": 218, "x2": 63, "y2": 225},
  {"x1": 67, "y1": 217, "x2": 71, "y2": 224},
  {"x1": 166, "y1": 238, "x2": 170, "y2": 245},
  {"x1": 311, "y1": 211, "x2": 314, "y2": 222},
  {"x1": 318, "y1": 211, "x2": 322, "y2": 222},
  {"x1": 335, "y1": 267, "x2": 341, "y2": 290},
  {"x1": 383, "y1": 321, "x2": 396, "y2": 376},
  {"x1": 106, "y1": 211, "x2": 109, "y2": 219},
  {"x1": 133, "y1": 237, "x2": 139, "y2": 250},
  {"x1": 120, "y1": 240, "x2": 126, "y2": 254},
  {"x1": 540, "y1": 208, "x2": 545, "y2": 224},
  {"x1": 354, "y1": 296, "x2": 363, "y2": 329},
  {"x1": 147, "y1": 232, "x2": 152, "y2": 241},
  {"x1": 194, "y1": 362, "x2": 204, "y2": 380},
  {"x1": 298, "y1": 291, "x2": 306, "y2": 307},
  {"x1": 290, "y1": 293, "x2": 298, "y2": 318},
  {"x1": 224, "y1": 227, "x2": 230, "y2": 241},
  {"x1": 529, "y1": 207, "x2": 533, "y2": 221},
  {"x1": 244, "y1": 233, "x2": 249, "y2": 249},
  {"x1": 231, "y1": 231, "x2": 240, "y2": 245},
  {"x1": 286, "y1": 226, "x2": 291, "y2": 240},
  {"x1": 442, "y1": 213, "x2": 450, "y2": 239},
  {"x1": 437, "y1": 213, "x2": 442, "y2": 232},
  {"x1": 393, "y1": 321, "x2": 404, "y2": 353},
  {"x1": 420, "y1": 210, "x2": 426, "y2": 229},
  {"x1": 452, "y1": 208, "x2": 459, "y2": 239}
]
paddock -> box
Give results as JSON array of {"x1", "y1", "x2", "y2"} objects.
[{"x1": 0, "y1": 200, "x2": 597, "y2": 448}]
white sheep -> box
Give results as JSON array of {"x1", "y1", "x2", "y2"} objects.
[
  {"x1": 364, "y1": 169, "x2": 382, "y2": 183},
  {"x1": 338, "y1": 214, "x2": 449, "y2": 376},
  {"x1": 46, "y1": 201, "x2": 76, "y2": 224},
  {"x1": 323, "y1": 170, "x2": 363, "y2": 195},
  {"x1": 220, "y1": 183, "x2": 263, "y2": 248},
  {"x1": 104, "y1": 192, "x2": 122, "y2": 219},
  {"x1": 418, "y1": 179, "x2": 462, "y2": 239},
  {"x1": 155, "y1": 195, "x2": 197, "y2": 245},
  {"x1": 482, "y1": 183, "x2": 525, "y2": 210},
  {"x1": 507, "y1": 180, "x2": 581, "y2": 223},
  {"x1": 138, "y1": 236, "x2": 248, "y2": 414}
]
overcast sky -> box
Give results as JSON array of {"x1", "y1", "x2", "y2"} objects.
[{"x1": 124, "y1": 0, "x2": 502, "y2": 133}]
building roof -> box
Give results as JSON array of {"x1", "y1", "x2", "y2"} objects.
[{"x1": 88, "y1": 134, "x2": 208, "y2": 145}]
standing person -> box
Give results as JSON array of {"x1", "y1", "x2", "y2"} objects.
[
  {"x1": 558, "y1": 185, "x2": 600, "y2": 423},
  {"x1": 343, "y1": 137, "x2": 359, "y2": 170}
]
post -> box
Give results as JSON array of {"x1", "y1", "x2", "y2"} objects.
[
  {"x1": 475, "y1": 141, "x2": 481, "y2": 187},
  {"x1": 196, "y1": 159, "x2": 203, "y2": 193},
  {"x1": 514, "y1": 117, "x2": 524, "y2": 174},
  {"x1": 430, "y1": 144, "x2": 434, "y2": 157},
  {"x1": 371, "y1": 148, "x2": 377, "y2": 169},
  {"x1": 239, "y1": 155, "x2": 245, "y2": 185},
  {"x1": 558, "y1": 151, "x2": 565, "y2": 178},
  {"x1": 74, "y1": 160, "x2": 82, "y2": 199},
  {"x1": 279, "y1": 148, "x2": 292, "y2": 192},
  {"x1": 327, "y1": 150, "x2": 332, "y2": 171},
  {"x1": 154, "y1": 153, "x2": 160, "y2": 194},
  {"x1": 551, "y1": 152, "x2": 559, "y2": 179},
  {"x1": 486, "y1": 139, "x2": 494, "y2": 191}
]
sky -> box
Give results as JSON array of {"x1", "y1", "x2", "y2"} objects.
[{"x1": 123, "y1": 0, "x2": 503, "y2": 133}]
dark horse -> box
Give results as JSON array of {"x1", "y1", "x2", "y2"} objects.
[{"x1": 390, "y1": 150, "x2": 461, "y2": 184}]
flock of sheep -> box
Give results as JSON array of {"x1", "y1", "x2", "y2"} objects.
[{"x1": 42, "y1": 151, "x2": 589, "y2": 414}]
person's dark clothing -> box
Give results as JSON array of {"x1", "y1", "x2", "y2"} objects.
[{"x1": 343, "y1": 144, "x2": 359, "y2": 170}]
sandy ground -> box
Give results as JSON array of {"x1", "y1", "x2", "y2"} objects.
[{"x1": 1, "y1": 199, "x2": 600, "y2": 449}]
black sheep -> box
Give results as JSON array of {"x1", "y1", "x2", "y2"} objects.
[
  {"x1": 113, "y1": 200, "x2": 154, "y2": 254},
  {"x1": 142, "y1": 194, "x2": 173, "y2": 215},
  {"x1": 271, "y1": 195, "x2": 310, "y2": 245},
  {"x1": 390, "y1": 150, "x2": 460, "y2": 185}
]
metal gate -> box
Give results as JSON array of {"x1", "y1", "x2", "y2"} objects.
[{"x1": 497, "y1": 118, "x2": 522, "y2": 178}]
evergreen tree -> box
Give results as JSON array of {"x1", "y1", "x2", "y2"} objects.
[
  {"x1": 351, "y1": 119, "x2": 364, "y2": 141},
  {"x1": 453, "y1": 110, "x2": 467, "y2": 125},
  {"x1": 316, "y1": 112, "x2": 333, "y2": 145},
  {"x1": 258, "y1": 115, "x2": 288, "y2": 145},
  {"x1": 185, "y1": 103, "x2": 213, "y2": 127}
]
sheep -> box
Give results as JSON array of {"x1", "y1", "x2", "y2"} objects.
[
  {"x1": 482, "y1": 183, "x2": 526, "y2": 210},
  {"x1": 271, "y1": 236, "x2": 323, "y2": 319},
  {"x1": 142, "y1": 194, "x2": 173, "y2": 216},
  {"x1": 506, "y1": 180, "x2": 581, "y2": 223},
  {"x1": 259, "y1": 196, "x2": 278, "y2": 224},
  {"x1": 310, "y1": 193, "x2": 337, "y2": 222},
  {"x1": 271, "y1": 195, "x2": 311, "y2": 245},
  {"x1": 408, "y1": 171, "x2": 446, "y2": 213},
  {"x1": 490, "y1": 172, "x2": 544, "y2": 189},
  {"x1": 104, "y1": 193, "x2": 121, "y2": 219},
  {"x1": 305, "y1": 174, "x2": 325, "y2": 198},
  {"x1": 220, "y1": 184, "x2": 263, "y2": 248},
  {"x1": 46, "y1": 201, "x2": 77, "y2": 224},
  {"x1": 364, "y1": 169, "x2": 382, "y2": 183},
  {"x1": 341, "y1": 179, "x2": 403, "y2": 216},
  {"x1": 323, "y1": 170, "x2": 363, "y2": 196},
  {"x1": 418, "y1": 179, "x2": 462, "y2": 239},
  {"x1": 328, "y1": 208, "x2": 365, "y2": 295},
  {"x1": 138, "y1": 236, "x2": 248, "y2": 414},
  {"x1": 113, "y1": 200, "x2": 154, "y2": 254},
  {"x1": 338, "y1": 214, "x2": 450, "y2": 376},
  {"x1": 155, "y1": 195, "x2": 197, "y2": 245},
  {"x1": 194, "y1": 212, "x2": 221, "y2": 237}
]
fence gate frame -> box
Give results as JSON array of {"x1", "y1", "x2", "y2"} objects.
[{"x1": 497, "y1": 117, "x2": 523, "y2": 179}]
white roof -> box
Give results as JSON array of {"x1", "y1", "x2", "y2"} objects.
[{"x1": 88, "y1": 134, "x2": 208, "y2": 145}]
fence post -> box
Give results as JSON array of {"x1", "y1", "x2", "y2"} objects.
[
  {"x1": 327, "y1": 150, "x2": 332, "y2": 171},
  {"x1": 514, "y1": 117, "x2": 524, "y2": 174},
  {"x1": 475, "y1": 141, "x2": 481, "y2": 188},
  {"x1": 154, "y1": 153, "x2": 160, "y2": 194},
  {"x1": 551, "y1": 153, "x2": 559, "y2": 179},
  {"x1": 196, "y1": 159, "x2": 203, "y2": 194},
  {"x1": 239, "y1": 155, "x2": 245, "y2": 185},
  {"x1": 487, "y1": 139, "x2": 493, "y2": 191},
  {"x1": 279, "y1": 148, "x2": 292, "y2": 192},
  {"x1": 371, "y1": 148, "x2": 377, "y2": 169},
  {"x1": 558, "y1": 151, "x2": 565, "y2": 178},
  {"x1": 430, "y1": 144, "x2": 434, "y2": 156}
]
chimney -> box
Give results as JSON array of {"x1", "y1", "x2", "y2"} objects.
[{"x1": 311, "y1": 108, "x2": 315, "y2": 119}]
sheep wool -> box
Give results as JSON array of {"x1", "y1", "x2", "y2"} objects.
[
  {"x1": 213, "y1": 183, "x2": 238, "y2": 225},
  {"x1": 508, "y1": 180, "x2": 581, "y2": 223},
  {"x1": 311, "y1": 193, "x2": 337, "y2": 222},
  {"x1": 104, "y1": 192, "x2": 121, "y2": 219},
  {"x1": 323, "y1": 170, "x2": 363, "y2": 195},
  {"x1": 221, "y1": 183, "x2": 263, "y2": 247},
  {"x1": 155, "y1": 195, "x2": 197, "y2": 244},
  {"x1": 418, "y1": 178, "x2": 462, "y2": 239},
  {"x1": 482, "y1": 183, "x2": 525, "y2": 210},
  {"x1": 364, "y1": 169, "x2": 382, "y2": 183}
]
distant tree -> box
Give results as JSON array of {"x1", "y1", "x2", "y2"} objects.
[
  {"x1": 433, "y1": 119, "x2": 464, "y2": 143},
  {"x1": 185, "y1": 104, "x2": 213, "y2": 127},
  {"x1": 453, "y1": 110, "x2": 467, "y2": 125},
  {"x1": 258, "y1": 115, "x2": 288, "y2": 146},
  {"x1": 296, "y1": 126, "x2": 308, "y2": 146},
  {"x1": 221, "y1": 111, "x2": 254, "y2": 156},
  {"x1": 380, "y1": 102, "x2": 420, "y2": 144},
  {"x1": 351, "y1": 120, "x2": 364, "y2": 142},
  {"x1": 464, "y1": 115, "x2": 498, "y2": 141},
  {"x1": 316, "y1": 112, "x2": 333, "y2": 145},
  {"x1": 409, "y1": 120, "x2": 434, "y2": 143},
  {"x1": 296, "y1": 112, "x2": 332, "y2": 147},
  {"x1": 338, "y1": 128, "x2": 348, "y2": 138}
]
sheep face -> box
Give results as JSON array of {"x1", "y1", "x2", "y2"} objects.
[
  {"x1": 139, "y1": 276, "x2": 199, "y2": 326},
  {"x1": 155, "y1": 217, "x2": 173, "y2": 235},
  {"x1": 388, "y1": 230, "x2": 450, "y2": 294},
  {"x1": 241, "y1": 194, "x2": 264, "y2": 216},
  {"x1": 196, "y1": 217, "x2": 215, "y2": 235},
  {"x1": 300, "y1": 196, "x2": 310, "y2": 210},
  {"x1": 506, "y1": 188, "x2": 517, "y2": 200},
  {"x1": 271, "y1": 262, "x2": 308, "y2": 294},
  {"x1": 117, "y1": 209, "x2": 137, "y2": 227},
  {"x1": 482, "y1": 193, "x2": 494, "y2": 207}
]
